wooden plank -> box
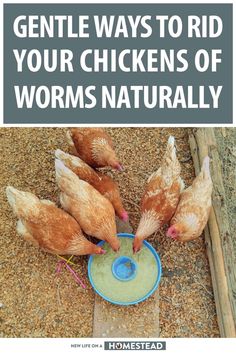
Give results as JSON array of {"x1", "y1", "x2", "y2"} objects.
[
  {"x1": 93, "y1": 292, "x2": 159, "y2": 338},
  {"x1": 195, "y1": 129, "x2": 236, "y2": 336},
  {"x1": 206, "y1": 137, "x2": 236, "y2": 322},
  {"x1": 189, "y1": 129, "x2": 236, "y2": 338},
  {"x1": 93, "y1": 218, "x2": 159, "y2": 338},
  {"x1": 189, "y1": 132, "x2": 225, "y2": 336}
]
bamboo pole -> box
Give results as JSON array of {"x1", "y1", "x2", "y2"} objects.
[{"x1": 189, "y1": 129, "x2": 236, "y2": 338}]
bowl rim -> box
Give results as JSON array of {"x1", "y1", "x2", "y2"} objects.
[{"x1": 87, "y1": 233, "x2": 162, "y2": 306}]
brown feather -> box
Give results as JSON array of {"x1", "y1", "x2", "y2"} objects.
[
  {"x1": 169, "y1": 156, "x2": 213, "y2": 242},
  {"x1": 6, "y1": 187, "x2": 103, "y2": 256},
  {"x1": 55, "y1": 150, "x2": 127, "y2": 220},
  {"x1": 55, "y1": 160, "x2": 120, "y2": 251},
  {"x1": 68, "y1": 128, "x2": 121, "y2": 169},
  {"x1": 134, "y1": 136, "x2": 182, "y2": 251}
]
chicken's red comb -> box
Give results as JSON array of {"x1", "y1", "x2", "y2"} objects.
[
  {"x1": 115, "y1": 163, "x2": 123, "y2": 171},
  {"x1": 121, "y1": 211, "x2": 129, "y2": 222}
]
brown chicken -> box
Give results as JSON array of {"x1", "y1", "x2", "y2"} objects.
[
  {"x1": 167, "y1": 156, "x2": 212, "y2": 242},
  {"x1": 6, "y1": 186, "x2": 105, "y2": 255},
  {"x1": 133, "y1": 136, "x2": 183, "y2": 252},
  {"x1": 66, "y1": 128, "x2": 123, "y2": 170},
  {"x1": 55, "y1": 149, "x2": 128, "y2": 222},
  {"x1": 55, "y1": 159, "x2": 120, "y2": 251}
]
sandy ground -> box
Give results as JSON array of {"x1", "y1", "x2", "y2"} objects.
[{"x1": 0, "y1": 128, "x2": 219, "y2": 337}]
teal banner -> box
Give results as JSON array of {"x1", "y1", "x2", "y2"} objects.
[{"x1": 4, "y1": 3, "x2": 232, "y2": 124}]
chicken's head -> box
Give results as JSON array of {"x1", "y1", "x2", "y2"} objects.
[
  {"x1": 115, "y1": 207, "x2": 129, "y2": 222},
  {"x1": 167, "y1": 212, "x2": 200, "y2": 241},
  {"x1": 166, "y1": 225, "x2": 180, "y2": 239},
  {"x1": 88, "y1": 243, "x2": 107, "y2": 255},
  {"x1": 113, "y1": 162, "x2": 124, "y2": 171},
  {"x1": 94, "y1": 247, "x2": 107, "y2": 255},
  {"x1": 102, "y1": 146, "x2": 123, "y2": 171},
  {"x1": 108, "y1": 236, "x2": 121, "y2": 252},
  {"x1": 107, "y1": 157, "x2": 123, "y2": 172},
  {"x1": 120, "y1": 210, "x2": 129, "y2": 222},
  {"x1": 133, "y1": 237, "x2": 143, "y2": 254}
]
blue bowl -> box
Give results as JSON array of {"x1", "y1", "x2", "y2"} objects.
[
  {"x1": 112, "y1": 256, "x2": 138, "y2": 282},
  {"x1": 88, "y1": 233, "x2": 162, "y2": 306}
]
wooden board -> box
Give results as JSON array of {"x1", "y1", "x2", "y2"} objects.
[
  {"x1": 92, "y1": 218, "x2": 159, "y2": 338},
  {"x1": 189, "y1": 128, "x2": 236, "y2": 338},
  {"x1": 93, "y1": 292, "x2": 159, "y2": 338}
]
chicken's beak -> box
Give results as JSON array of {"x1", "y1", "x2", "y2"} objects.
[
  {"x1": 166, "y1": 226, "x2": 178, "y2": 240},
  {"x1": 110, "y1": 238, "x2": 121, "y2": 253},
  {"x1": 133, "y1": 245, "x2": 141, "y2": 254},
  {"x1": 120, "y1": 211, "x2": 129, "y2": 222},
  {"x1": 99, "y1": 248, "x2": 106, "y2": 255},
  {"x1": 115, "y1": 163, "x2": 124, "y2": 172},
  {"x1": 133, "y1": 237, "x2": 142, "y2": 254}
]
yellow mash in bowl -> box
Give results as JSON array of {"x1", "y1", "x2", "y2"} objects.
[{"x1": 90, "y1": 237, "x2": 158, "y2": 303}]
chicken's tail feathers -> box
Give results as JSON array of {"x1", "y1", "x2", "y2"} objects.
[
  {"x1": 6, "y1": 186, "x2": 18, "y2": 209},
  {"x1": 55, "y1": 159, "x2": 75, "y2": 178},
  {"x1": 55, "y1": 148, "x2": 66, "y2": 160},
  {"x1": 179, "y1": 177, "x2": 185, "y2": 192},
  {"x1": 65, "y1": 130, "x2": 75, "y2": 147},
  {"x1": 201, "y1": 156, "x2": 211, "y2": 179},
  {"x1": 6, "y1": 186, "x2": 39, "y2": 217},
  {"x1": 66, "y1": 130, "x2": 78, "y2": 151},
  {"x1": 165, "y1": 135, "x2": 177, "y2": 161},
  {"x1": 55, "y1": 159, "x2": 81, "y2": 192},
  {"x1": 167, "y1": 135, "x2": 175, "y2": 147},
  {"x1": 6, "y1": 185, "x2": 15, "y2": 194},
  {"x1": 6, "y1": 186, "x2": 28, "y2": 209},
  {"x1": 55, "y1": 149, "x2": 85, "y2": 170},
  {"x1": 65, "y1": 130, "x2": 81, "y2": 157}
]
